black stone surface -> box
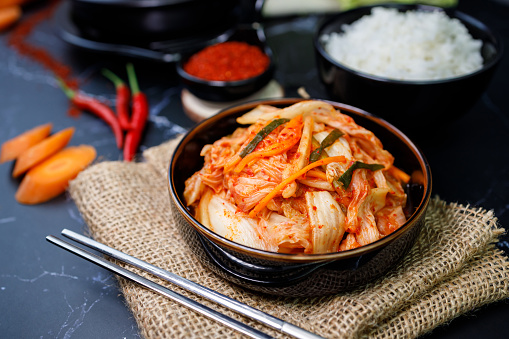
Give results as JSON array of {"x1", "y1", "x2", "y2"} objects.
[{"x1": 1, "y1": 0, "x2": 507, "y2": 338}]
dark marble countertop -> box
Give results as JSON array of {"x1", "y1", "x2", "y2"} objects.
[{"x1": 1, "y1": 0, "x2": 508, "y2": 338}]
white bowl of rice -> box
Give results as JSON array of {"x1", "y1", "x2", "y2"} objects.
[{"x1": 314, "y1": 4, "x2": 503, "y2": 135}]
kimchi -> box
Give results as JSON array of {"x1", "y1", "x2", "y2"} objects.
[{"x1": 184, "y1": 100, "x2": 409, "y2": 254}]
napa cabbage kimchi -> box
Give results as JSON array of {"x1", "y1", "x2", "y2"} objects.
[{"x1": 184, "y1": 100, "x2": 410, "y2": 254}]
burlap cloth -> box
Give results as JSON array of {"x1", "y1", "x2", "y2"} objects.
[{"x1": 69, "y1": 137, "x2": 509, "y2": 339}]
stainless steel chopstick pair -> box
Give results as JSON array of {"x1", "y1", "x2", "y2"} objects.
[{"x1": 46, "y1": 229, "x2": 324, "y2": 339}]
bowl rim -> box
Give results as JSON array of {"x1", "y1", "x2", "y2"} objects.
[
  {"x1": 313, "y1": 3, "x2": 504, "y2": 85},
  {"x1": 168, "y1": 98, "x2": 432, "y2": 263},
  {"x1": 176, "y1": 42, "x2": 275, "y2": 89}
]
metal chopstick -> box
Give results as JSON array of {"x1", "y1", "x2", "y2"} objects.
[
  {"x1": 46, "y1": 235, "x2": 273, "y2": 339},
  {"x1": 60, "y1": 229, "x2": 324, "y2": 339}
]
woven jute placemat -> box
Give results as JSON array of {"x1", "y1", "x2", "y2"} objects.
[{"x1": 69, "y1": 138, "x2": 509, "y2": 339}]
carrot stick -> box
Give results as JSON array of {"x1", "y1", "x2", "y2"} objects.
[
  {"x1": 0, "y1": 5, "x2": 21, "y2": 32},
  {"x1": 306, "y1": 169, "x2": 327, "y2": 181},
  {"x1": 388, "y1": 165, "x2": 411, "y2": 184},
  {"x1": 12, "y1": 127, "x2": 74, "y2": 178},
  {"x1": 248, "y1": 155, "x2": 346, "y2": 218},
  {"x1": 410, "y1": 170, "x2": 425, "y2": 185},
  {"x1": 0, "y1": 123, "x2": 52, "y2": 163},
  {"x1": 15, "y1": 145, "x2": 96, "y2": 204},
  {"x1": 223, "y1": 153, "x2": 242, "y2": 174}
]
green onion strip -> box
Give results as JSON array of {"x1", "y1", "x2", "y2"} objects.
[
  {"x1": 239, "y1": 118, "x2": 289, "y2": 158},
  {"x1": 335, "y1": 161, "x2": 384, "y2": 189},
  {"x1": 309, "y1": 129, "x2": 344, "y2": 163}
]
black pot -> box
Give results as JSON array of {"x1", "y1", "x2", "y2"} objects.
[{"x1": 71, "y1": 0, "x2": 241, "y2": 43}]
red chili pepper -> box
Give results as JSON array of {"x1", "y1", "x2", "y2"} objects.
[
  {"x1": 59, "y1": 80, "x2": 124, "y2": 149},
  {"x1": 123, "y1": 63, "x2": 149, "y2": 161},
  {"x1": 101, "y1": 68, "x2": 131, "y2": 131}
]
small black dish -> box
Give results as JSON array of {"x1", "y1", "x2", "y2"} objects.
[
  {"x1": 176, "y1": 25, "x2": 275, "y2": 102},
  {"x1": 168, "y1": 98, "x2": 432, "y2": 297},
  {"x1": 314, "y1": 4, "x2": 503, "y2": 135}
]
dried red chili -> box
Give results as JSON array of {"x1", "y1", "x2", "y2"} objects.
[
  {"x1": 102, "y1": 68, "x2": 131, "y2": 131},
  {"x1": 183, "y1": 41, "x2": 270, "y2": 82},
  {"x1": 58, "y1": 80, "x2": 124, "y2": 149},
  {"x1": 123, "y1": 63, "x2": 149, "y2": 162}
]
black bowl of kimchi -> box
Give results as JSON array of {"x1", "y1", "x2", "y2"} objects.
[{"x1": 168, "y1": 98, "x2": 431, "y2": 297}]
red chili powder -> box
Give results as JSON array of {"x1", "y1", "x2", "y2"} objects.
[
  {"x1": 7, "y1": 0, "x2": 79, "y2": 92},
  {"x1": 7, "y1": 0, "x2": 81, "y2": 116},
  {"x1": 184, "y1": 41, "x2": 270, "y2": 82}
]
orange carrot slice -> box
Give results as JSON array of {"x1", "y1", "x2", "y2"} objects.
[
  {"x1": 15, "y1": 145, "x2": 96, "y2": 205},
  {"x1": 12, "y1": 127, "x2": 75, "y2": 178},
  {"x1": 249, "y1": 155, "x2": 346, "y2": 218},
  {"x1": 0, "y1": 0, "x2": 27, "y2": 8},
  {"x1": 0, "y1": 0, "x2": 34, "y2": 7},
  {"x1": 0, "y1": 5, "x2": 21, "y2": 32},
  {"x1": 0, "y1": 123, "x2": 52, "y2": 163}
]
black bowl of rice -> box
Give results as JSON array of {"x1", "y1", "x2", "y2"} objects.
[{"x1": 314, "y1": 4, "x2": 503, "y2": 136}]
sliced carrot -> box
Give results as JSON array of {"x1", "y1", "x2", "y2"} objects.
[
  {"x1": 0, "y1": 0, "x2": 29, "y2": 8},
  {"x1": 0, "y1": 5, "x2": 21, "y2": 32},
  {"x1": 0, "y1": 123, "x2": 52, "y2": 163},
  {"x1": 12, "y1": 127, "x2": 75, "y2": 178},
  {"x1": 248, "y1": 155, "x2": 346, "y2": 218},
  {"x1": 15, "y1": 145, "x2": 96, "y2": 205}
]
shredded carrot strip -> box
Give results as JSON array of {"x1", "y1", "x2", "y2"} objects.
[
  {"x1": 248, "y1": 155, "x2": 346, "y2": 218},
  {"x1": 223, "y1": 154, "x2": 242, "y2": 173},
  {"x1": 234, "y1": 143, "x2": 290, "y2": 173},
  {"x1": 388, "y1": 165, "x2": 411, "y2": 183},
  {"x1": 234, "y1": 115, "x2": 303, "y2": 173},
  {"x1": 411, "y1": 170, "x2": 425, "y2": 185},
  {"x1": 306, "y1": 169, "x2": 327, "y2": 181}
]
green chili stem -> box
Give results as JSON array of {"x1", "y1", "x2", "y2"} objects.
[
  {"x1": 57, "y1": 78, "x2": 76, "y2": 100},
  {"x1": 126, "y1": 63, "x2": 140, "y2": 95},
  {"x1": 102, "y1": 68, "x2": 125, "y2": 88}
]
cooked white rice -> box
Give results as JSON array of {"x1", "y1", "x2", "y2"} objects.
[{"x1": 321, "y1": 7, "x2": 483, "y2": 81}]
